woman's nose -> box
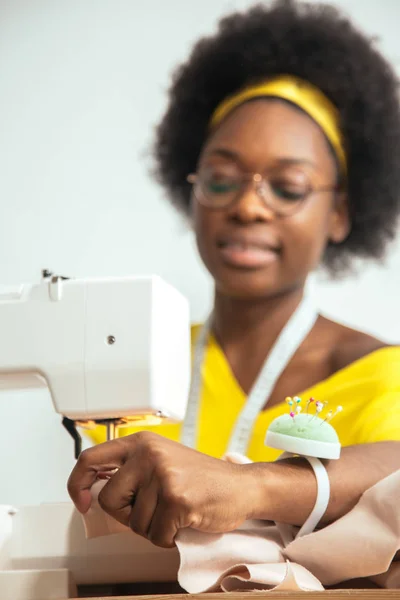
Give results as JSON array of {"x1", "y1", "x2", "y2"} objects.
[{"x1": 227, "y1": 178, "x2": 275, "y2": 223}]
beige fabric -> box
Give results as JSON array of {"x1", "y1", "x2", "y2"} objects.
[
  {"x1": 283, "y1": 467, "x2": 400, "y2": 586},
  {"x1": 83, "y1": 480, "x2": 129, "y2": 539},
  {"x1": 176, "y1": 521, "x2": 323, "y2": 592},
  {"x1": 82, "y1": 464, "x2": 400, "y2": 593}
]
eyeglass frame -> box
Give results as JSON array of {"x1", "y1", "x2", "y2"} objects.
[{"x1": 186, "y1": 170, "x2": 342, "y2": 217}]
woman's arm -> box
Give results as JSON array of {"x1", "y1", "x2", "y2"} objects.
[
  {"x1": 67, "y1": 433, "x2": 400, "y2": 547},
  {"x1": 248, "y1": 441, "x2": 400, "y2": 524}
]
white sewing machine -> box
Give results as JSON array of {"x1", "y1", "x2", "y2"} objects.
[{"x1": 0, "y1": 272, "x2": 190, "y2": 600}]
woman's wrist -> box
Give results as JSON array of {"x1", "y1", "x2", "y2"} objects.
[{"x1": 242, "y1": 459, "x2": 317, "y2": 524}]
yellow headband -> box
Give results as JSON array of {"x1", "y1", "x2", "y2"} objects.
[{"x1": 210, "y1": 75, "x2": 346, "y2": 173}]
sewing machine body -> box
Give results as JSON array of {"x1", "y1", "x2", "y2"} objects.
[
  {"x1": 0, "y1": 273, "x2": 190, "y2": 424},
  {"x1": 0, "y1": 274, "x2": 190, "y2": 600}
]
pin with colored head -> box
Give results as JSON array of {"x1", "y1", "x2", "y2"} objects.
[
  {"x1": 306, "y1": 397, "x2": 315, "y2": 414},
  {"x1": 287, "y1": 396, "x2": 302, "y2": 420},
  {"x1": 308, "y1": 399, "x2": 327, "y2": 422},
  {"x1": 286, "y1": 396, "x2": 294, "y2": 418},
  {"x1": 320, "y1": 406, "x2": 343, "y2": 425}
]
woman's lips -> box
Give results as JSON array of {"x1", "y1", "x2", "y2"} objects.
[{"x1": 218, "y1": 241, "x2": 279, "y2": 268}]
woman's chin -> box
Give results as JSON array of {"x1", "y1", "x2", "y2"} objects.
[{"x1": 215, "y1": 273, "x2": 284, "y2": 300}]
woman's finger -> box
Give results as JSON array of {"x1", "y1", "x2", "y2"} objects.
[
  {"x1": 67, "y1": 437, "x2": 136, "y2": 513},
  {"x1": 96, "y1": 456, "x2": 142, "y2": 526},
  {"x1": 129, "y1": 479, "x2": 159, "y2": 538},
  {"x1": 147, "y1": 503, "x2": 178, "y2": 549}
]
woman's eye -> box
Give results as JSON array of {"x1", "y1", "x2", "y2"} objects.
[
  {"x1": 205, "y1": 176, "x2": 240, "y2": 194},
  {"x1": 272, "y1": 181, "x2": 308, "y2": 201}
]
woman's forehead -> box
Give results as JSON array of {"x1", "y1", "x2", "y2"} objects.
[{"x1": 202, "y1": 99, "x2": 336, "y2": 175}]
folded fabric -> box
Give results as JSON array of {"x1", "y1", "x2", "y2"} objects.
[
  {"x1": 176, "y1": 521, "x2": 323, "y2": 592},
  {"x1": 82, "y1": 462, "x2": 400, "y2": 592}
]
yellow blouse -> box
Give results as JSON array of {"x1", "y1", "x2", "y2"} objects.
[{"x1": 87, "y1": 324, "x2": 400, "y2": 461}]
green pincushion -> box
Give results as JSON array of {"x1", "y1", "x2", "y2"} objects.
[
  {"x1": 265, "y1": 397, "x2": 342, "y2": 459},
  {"x1": 268, "y1": 413, "x2": 339, "y2": 443}
]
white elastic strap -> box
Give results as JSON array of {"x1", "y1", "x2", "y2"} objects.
[
  {"x1": 296, "y1": 456, "x2": 330, "y2": 538},
  {"x1": 277, "y1": 452, "x2": 330, "y2": 539}
]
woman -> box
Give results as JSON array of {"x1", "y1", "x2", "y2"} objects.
[{"x1": 69, "y1": 0, "x2": 400, "y2": 550}]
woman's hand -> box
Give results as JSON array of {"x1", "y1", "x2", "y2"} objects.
[{"x1": 67, "y1": 432, "x2": 260, "y2": 548}]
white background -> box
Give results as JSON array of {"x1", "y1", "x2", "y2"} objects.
[{"x1": 0, "y1": 0, "x2": 399, "y2": 506}]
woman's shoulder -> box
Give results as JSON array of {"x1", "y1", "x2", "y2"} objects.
[
  {"x1": 332, "y1": 325, "x2": 391, "y2": 370},
  {"x1": 298, "y1": 317, "x2": 400, "y2": 404},
  {"x1": 322, "y1": 316, "x2": 400, "y2": 379}
]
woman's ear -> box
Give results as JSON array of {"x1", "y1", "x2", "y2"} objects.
[{"x1": 329, "y1": 191, "x2": 351, "y2": 244}]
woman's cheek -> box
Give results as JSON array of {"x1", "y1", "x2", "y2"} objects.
[{"x1": 281, "y1": 223, "x2": 328, "y2": 277}]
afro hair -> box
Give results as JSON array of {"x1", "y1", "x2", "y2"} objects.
[{"x1": 153, "y1": 0, "x2": 400, "y2": 275}]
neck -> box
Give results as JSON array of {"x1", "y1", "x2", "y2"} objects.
[{"x1": 212, "y1": 287, "x2": 305, "y2": 352}]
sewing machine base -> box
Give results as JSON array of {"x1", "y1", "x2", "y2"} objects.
[{"x1": 0, "y1": 503, "x2": 179, "y2": 600}]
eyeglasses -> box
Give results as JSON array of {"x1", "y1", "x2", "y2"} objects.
[{"x1": 187, "y1": 168, "x2": 340, "y2": 217}]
